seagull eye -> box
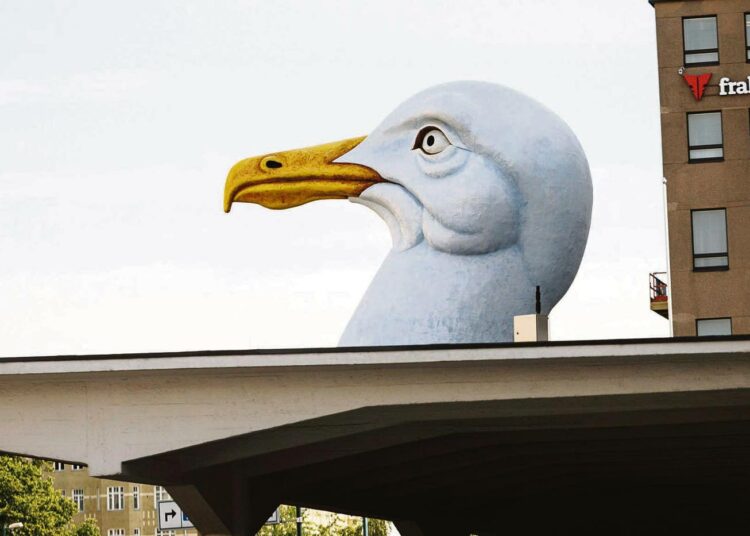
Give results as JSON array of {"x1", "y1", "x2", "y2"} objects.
[{"x1": 414, "y1": 127, "x2": 451, "y2": 155}]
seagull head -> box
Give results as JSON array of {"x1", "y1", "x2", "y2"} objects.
[{"x1": 224, "y1": 81, "x2": 592, "y2": 307}]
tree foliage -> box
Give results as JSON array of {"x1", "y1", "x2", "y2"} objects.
[
  {"x1": 0, "y1": 456, "x2": 99, "y2": 536},
  {"x1": 73, "y1": 518, "x2": 101, "y2": 536},
  {"x1": 318, "y1": 514, "x2": 389, "y2": 536},
  {"x1": 257, "y1": 505, "x2": 390, "y2": 536}
]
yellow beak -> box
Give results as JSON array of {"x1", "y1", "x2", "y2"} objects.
[{"x1": 223, "y1": 136, "x2": 384, "y2": 212}]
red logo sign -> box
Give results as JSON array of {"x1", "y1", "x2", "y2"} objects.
[{"x1": 683, "y1": 73, "x2": 712, "y2": 101}]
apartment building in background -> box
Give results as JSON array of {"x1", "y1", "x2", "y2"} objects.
[
  {"x1": 52, "y1": 463, "x2": 199, "y2": 536},
  {"x1": 650, "y1": 0, "x2": 750, "y2": 336}
]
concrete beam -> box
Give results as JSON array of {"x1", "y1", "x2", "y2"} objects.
[{"x1": 1, "y1": 337, "x2": 748, "y2": 475}]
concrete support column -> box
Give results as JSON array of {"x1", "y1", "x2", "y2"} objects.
[
  {"x1": 167, "y1": 472, "x2": 277, "y2": 536},
  {"x1": 394, "y1": 520, "x2": 425, "y2": 536},
  {"x1": 166, "y1": 485, "x2": 231, "y2": 536}
]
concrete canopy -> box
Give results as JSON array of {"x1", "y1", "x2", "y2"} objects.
[{"x1": 2, "y1": 337, "x2": 750, "y2": 535}]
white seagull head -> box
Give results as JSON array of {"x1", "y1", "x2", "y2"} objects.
[{"x1": 224, "y1": 81, "x2": 593, "y2": 345}]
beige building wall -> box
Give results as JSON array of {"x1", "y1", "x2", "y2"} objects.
[
  {"x1": 52, "y1": 464, "x2": 200, "y2": 536},
  {"x1": 653, "y1": 0, "x2": 750, "y2": 335}
]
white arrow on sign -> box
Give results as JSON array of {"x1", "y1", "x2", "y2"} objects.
[{"x1": 158, "y1": 500, "x2": 194, "y2": 529}]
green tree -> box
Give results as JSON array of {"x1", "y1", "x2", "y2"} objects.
[
  {"x1": 0, "y1": 456, "x2": 98, "y2": 536},
  {"x1": 257, "y1": 505, "x2": 306, "y2": 536},
  {"x1": 338, "y1": 517, "x2": 389, "y2": 536},
  {"x1": 73, "y1": 518, "x2": 101, "y2": 536},
  {"x1": 257, "y1": 506, "x2": 390, "y2": 536},
  {"x1": 319, "y1": 515, "x2": 389, "y2": 536}
]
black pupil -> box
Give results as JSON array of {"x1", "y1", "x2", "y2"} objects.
[{"x1": 426, "y1": 134, "x2": 435, "y2": 147}]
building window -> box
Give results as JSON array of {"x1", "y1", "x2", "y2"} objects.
[
  {"x1": 53, "y1": 462, "x2": 65, "y2": 471},
  {"x1": 133, "y1": 485, "x2": 140, "y2": 510},
  {"x1": 72, "y1": 489, "x2": 84, "y2": 512},
  {"x1": 134, "y1": 530, "x2": 140, "y2": 536},
  {"x1": 71, "y1": 464, "x2": 83, "y2": 471},
  {"x1": 697, "y1": 317, "x2": 732, "y2": 336},
  {"x1": 687, "y1": 111, "x2": 723, "y2": 162},
  {"x1": 107, "y1": 486, "x2": 124, "y2": 511},
  {"x1": 155, "y1": 531, "x2": 175, "y2": 536},
  {"x1": 107, "y1": 530, "x2": 125, "y2": 536},
  {"x1": 154, "y1": 486, "x2": 171, "y2": 507},
  {"x1": 746, "y1": 14, "x2": 750, "y2": 61},
  {"x1": 692, "y1": 208, "x2": 728, "y2": 270},
  {"x1": 683, "y1": 16, "x2": 719, "y2": 66}
]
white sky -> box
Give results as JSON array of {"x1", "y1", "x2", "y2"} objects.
[{"x1": 0, "y1": 1, "x2": 669, "y2": 357}]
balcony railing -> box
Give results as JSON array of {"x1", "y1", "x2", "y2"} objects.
[{"x1": 649, "y1": 272, "x2": 669, "y2": 319}]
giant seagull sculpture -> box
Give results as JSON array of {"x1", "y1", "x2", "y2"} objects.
[{"x1": 224, "y1": 81, "x2": 592, "y2": 346}]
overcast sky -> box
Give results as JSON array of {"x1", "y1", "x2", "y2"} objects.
[{"x1": 0, "y1": 1, "x2": 668, "y2": 357}]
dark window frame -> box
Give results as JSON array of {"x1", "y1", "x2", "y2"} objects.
[
  {"x1": 690, "y1": 207, "x2": 729, "y2": 272},
  {"x1": 687, "y1": 110, "x2": 724, "y2": 163},
  {"x1": 682, "y1": 15, "x2": 720, "y2": 66},
  {"x1": 696, "y1": 317, "x2": 733, "y2": 336}
]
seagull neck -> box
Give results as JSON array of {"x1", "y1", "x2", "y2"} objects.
[{"x1": 339, "y1": 243, "x2": 534, "y2": 346}]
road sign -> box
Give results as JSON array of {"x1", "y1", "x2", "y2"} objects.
[
  {"x1": 158, "y1": 500, "x2": 194, "y2": 530},
  {"x1": 266, "y1": 509, "x2": 280, "y2": 525}
]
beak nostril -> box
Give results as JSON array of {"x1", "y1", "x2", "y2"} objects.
[{"x1": 265, "y1": 159, "x2": 283, "y2": 169}]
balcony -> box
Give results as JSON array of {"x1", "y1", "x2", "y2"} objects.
[{"x1": 650, "y1": 272, "x2": 669, "y2": 319}]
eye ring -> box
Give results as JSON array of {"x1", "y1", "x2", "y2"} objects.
[{"x1": 413, "y1": 126, "x2": 451, "y2": 155}]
